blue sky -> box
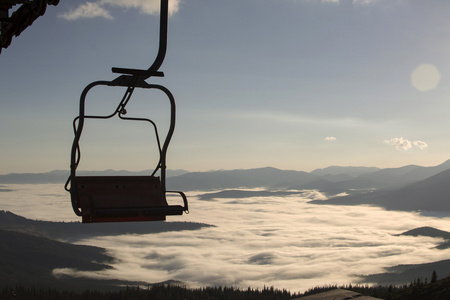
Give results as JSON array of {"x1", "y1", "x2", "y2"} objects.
[{"x1": 1, "y1": 0, "x2": 450, "y2": 173}]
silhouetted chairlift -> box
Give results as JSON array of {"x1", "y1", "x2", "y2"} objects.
[{"x1": 65, "y1": 0, "x2": 188, "y2": 223}]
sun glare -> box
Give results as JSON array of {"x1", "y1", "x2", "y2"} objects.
[{"x1": 411, "y1": 64, "x2": 441, "y2": 92}]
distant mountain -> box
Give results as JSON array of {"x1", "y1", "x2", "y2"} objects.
[
  {"x1": 167, "y1": 167, "x2": 313, "y2": 191},
  {"x1": 288, "y1": 178, "x2": 348, "y2": 195},
  {"x1": 314, "y1": 173, "x2": 354, "y2": 183},
  {"x1": 358, "y1": 225, "x2": 450, "y2": 286},
  {"x1": 310, "y1": 166, "x2": 380, "y2": 177},
  {"x1": 310, "y1": 168, "x2": 450, "y2": 212},
  {"x1": 0, "y1": 211, "x2": 213, "y2": 242},
  {"x1": 0, "y1": 170, "x2": 69, "y2": 184},
  {"x1": 2, "y1": 160, "x2": 450, "y2": 194},
  {"x1": 339, "y1": 159, "x2": 450, "y2": 190},
  {"x1": 331, "y1": 176, "x2": 387, "y2": 190},
  {"x1": 0, "y1": 169, "x2": 190, "y2": 184},
  {"x1": 399, "y1": 226, "x2": 450, "y2": 240},
  {"x1": 398, "y1": 226, "x2": 450, "y2": 250},
  {"x1": 197, "y1": 189, "x2": 305, "y2": 201},
  {"x1": 361, "y1": 259, "x2": 450, "y2": 287}
]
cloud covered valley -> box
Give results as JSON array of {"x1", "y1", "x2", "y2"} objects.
[{"x1": 1, "y1": 183, "x2": 450, "y2": 292}]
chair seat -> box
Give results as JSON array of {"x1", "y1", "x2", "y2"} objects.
[
  {"x1": 73, "y1": 175, "x2": 178, "y2": 223},
  {"x1": 84, "y1": 205, "x2": 185, "y2": 223}
]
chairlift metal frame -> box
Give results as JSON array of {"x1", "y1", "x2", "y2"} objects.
[{"x1": 65, "y1": 0, "x2": 188, "y2": 223}]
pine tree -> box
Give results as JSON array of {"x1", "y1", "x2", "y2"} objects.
[{"x1": 431, "y1": 270, "x2": 438, "y2": 283}]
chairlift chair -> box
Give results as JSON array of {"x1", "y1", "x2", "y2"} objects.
[{"x1": 65, "y1": 0, "x2": 188, "y2": 223}]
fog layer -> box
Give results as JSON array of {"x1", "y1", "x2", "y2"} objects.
[{"x1": 2, "y1": 184, "x2": 449, "y2": 292}]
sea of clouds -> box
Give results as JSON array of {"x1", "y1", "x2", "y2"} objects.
[{"x1": 1, "y1": 184, "x2": 450, "y2": 292}]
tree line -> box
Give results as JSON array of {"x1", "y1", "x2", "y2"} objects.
[{"x1": 1, "y1": 270, "x2": 448, "y2": 300}]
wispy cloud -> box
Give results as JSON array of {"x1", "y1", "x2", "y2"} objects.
[
  {"x1": 231, "y1": 111, "x2": 381, "y2": 129},
  {"x1": 320, "y1": 0, "x2": 379, "y2": 5},
  {"x1": 100, "y1": 0, "x2": 181, "y2": 15},
  {"x1": 383, "y1": 137, "x2": 428, "y2": 151},
  {"x1": 59, "y1": 2, "x2": 113, "y2": 20},
  {"x1": 352, "y1": 0, "x2": 379, "y2": 5},
  {"x1": 324, "y1": 136, "x2": 337, "y2": 141},
  {"x1": 413, "y1": 140, "x2": 429, "y2": 150},
  {"x1": 58, "y1": 0, "x2": 181, "y2": 21}
]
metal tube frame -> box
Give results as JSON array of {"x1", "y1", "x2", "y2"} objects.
[{"x1": 66, "y1": 79, "x2": 187, "y2": 216}]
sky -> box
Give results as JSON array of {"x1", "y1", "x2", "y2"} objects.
[
  {"x1": 1, "y1": 0, "x2": 450, "y2": 174},
  {"x1": 3, "y1": 184, "x2": 450, "y2": 292}
]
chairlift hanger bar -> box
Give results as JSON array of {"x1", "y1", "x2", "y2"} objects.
[
  {"x1": 65, "y1": 0, "x2": 188, "y2": 223},
  {"x1": 111, "y1": 0, "x2": 169, "y2": 79}
]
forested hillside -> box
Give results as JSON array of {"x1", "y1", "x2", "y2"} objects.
[{"x1": 3, "y1": 274, "x2": 450, "y2": 300}]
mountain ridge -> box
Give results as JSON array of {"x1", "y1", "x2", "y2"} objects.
[
  {"x1": 399, "y1": 226, "x2": 450, "y2": 240},
  {"x1": 310, "y1": 165, "x2": 380, "y2": 177},
  {"x1": 0, "y1": 210, "x2": 213, "y2": 242},
  {"x1": 310, "y1": 168, "x2": 450, "y2": 212},
  {"x1": 2, "y1": 160, "x2": 450, "y2": 194},
  {"x1": 0, "y1": 169, "x2": 190, "y2": 184}
]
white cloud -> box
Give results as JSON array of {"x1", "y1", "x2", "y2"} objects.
[
  {"x1": 58, "y1": 2, "x2": 113, "y2": 20},
  {"x1": 352, "y1": 0, "x2": 379, "y2": 5},
  {"x1": 383, "y1": 137, "x2": 428, "y2": 151},
  {"x1": 320, "y1": 0, "x2": 379, "y2": 5},
  {"x1": 233, "y1": 111, "x2": 378, "y2": 129},
  {"x1": 324, "y1": 136, "x2": 337, "y2": 141},
  {"x1": 59, "y1": 0, "x2": 181, "y2": 21},
  {"x1": 383, "y1": 137, "x2": 411, "y2": 150},
  {"x1": 413, "y1": 140, "x2": 429, "y2": 150},
  {"x1": 101, "y1": 0, "x2": 181, "y2": 15}
]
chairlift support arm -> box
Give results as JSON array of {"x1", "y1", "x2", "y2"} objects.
[{"x1": 111, "y1": 0, "x2": 169, "y2": 79}]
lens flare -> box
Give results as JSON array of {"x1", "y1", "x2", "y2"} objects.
[{"x1": 411, "y1": 64, "x2": 441, "y2": 92}]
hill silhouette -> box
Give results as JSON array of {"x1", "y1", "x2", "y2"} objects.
[
  {"x1": 308, "y1": 159, "x2": 450, "y2": 191},
  {"x1": 310, "y1": 168, "x2": 450, "y2": 212},
  {"x1": 0, "y1": 228, "x2": 152, "y2": 290},
  {"x1": 399, "y1": 226, "x2": 450, "y2": 240},
  {"x1": 361, "y1": 259, "x2": 450, "y2": 287},
  {"x1": 0, "y1": 212, "x2": 207, "y2": 290},
  {"x1": 0, "y1": 210, "x2": 213, "y2": 242},
  {"x1": 354, "y1": 226, "x2": 450, "y2": 286},
  {"x1": 167, "y1": 167, "x2": 313, "y2": 190},
  {"x1": 310, "y1": 166, "x2": 380, "y2": 177},
  {"x1": 0, "y1": 169, "x2": 189, "y2": 184},
  {"x1": 398, "y1": 226, "x2": 450, "y2": 250}
]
